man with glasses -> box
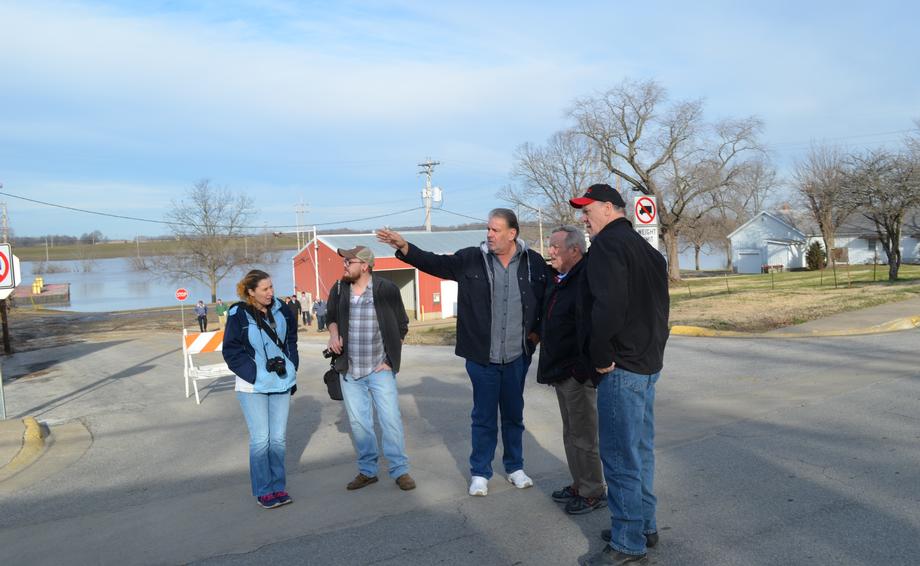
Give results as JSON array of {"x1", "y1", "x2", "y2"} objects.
[
  {"x1": 326, "y1": 245, "x2": 415, "y2": 492},
  {"x1": 570, "y1": 184, "x2": 669, "y2": 565}
]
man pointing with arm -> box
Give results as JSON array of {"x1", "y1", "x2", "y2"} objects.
[{"x1": 377, "y1": 209, "x2": 548, "y2": 497}]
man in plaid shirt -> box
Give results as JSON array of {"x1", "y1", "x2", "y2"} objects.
[{"x1": 326, "y1": 245, "x2": 415, "y2": 492}]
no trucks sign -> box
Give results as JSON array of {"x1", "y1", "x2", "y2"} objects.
[{"x1": 633, "y1": 197, "x2": 659, "y2": 251}]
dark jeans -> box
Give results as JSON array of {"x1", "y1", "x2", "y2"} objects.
[
  {"x1": 464, "y1": 355, "x2": 529, "y2": 479},
  {"x1": 317, "y1": 314, "x2": 327, "y2": 331},
  {"x1": 197, "y1": 315, "x2": 207, "y2": 332}
]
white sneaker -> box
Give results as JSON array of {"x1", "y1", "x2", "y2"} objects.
[
  {"x1": 507, "y1": 470, "x2": 533, "y2": 489},
  {"x1": 469, "y1": 475, "x2": 489, "y2": 496}
]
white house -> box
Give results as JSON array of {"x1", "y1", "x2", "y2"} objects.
[
  {"x1": 728, "y1": 210, "x2": 920, "y2": 274},
  {"x1": 727, "y1": 211, "x2": 807, "y2": 273},
  {"x1": 805, "y1": 215, "x2": 920, "y2": 265}
]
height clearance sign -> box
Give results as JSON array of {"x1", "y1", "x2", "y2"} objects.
[{"x1": 633, "y1": 196, "x2": 659, "y2": 251}]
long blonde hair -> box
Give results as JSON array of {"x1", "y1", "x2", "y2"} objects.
[{"x1": 236, "y1": 269, "x2": 271, "y2": 307}]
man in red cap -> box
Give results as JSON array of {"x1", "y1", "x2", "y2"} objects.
[{"x1": 571, "y1": 183, "x2": 669, "y2": 565}]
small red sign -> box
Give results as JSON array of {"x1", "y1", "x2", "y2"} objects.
[{"x1": 175, "y1": 288, "x2": 189, "y2": 301}]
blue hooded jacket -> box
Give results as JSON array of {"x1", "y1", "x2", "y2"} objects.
[{"x1": 222, "y1": 298, "x2": 299, "y2": 393}]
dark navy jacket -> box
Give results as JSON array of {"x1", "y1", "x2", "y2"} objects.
[
  {"x1": 537, "y1": 258, "x2": 593, "y2": 385},
  {"x1": 397, "y1": 241, "x2": 548, "y2": 365}
]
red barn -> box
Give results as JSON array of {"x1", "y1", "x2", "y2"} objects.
[{"x1": 292, "y1": 231, "x2": 486, "y2": 320}]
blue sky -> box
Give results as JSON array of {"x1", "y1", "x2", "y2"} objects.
[{"x1": 2, "y1": 0, "x2": 918, "y2": 238}]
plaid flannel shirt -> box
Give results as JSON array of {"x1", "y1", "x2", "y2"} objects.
[{"x1": 346, "y1": 280, "x2": 386, "y2": 379}]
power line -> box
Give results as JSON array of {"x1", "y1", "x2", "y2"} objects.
[
  {"x1": 434, "y1": 208, "x2": 487, "y2": 223},
  {"x1": 0, "y1": 191, "x2": 423, "y2": 230}
]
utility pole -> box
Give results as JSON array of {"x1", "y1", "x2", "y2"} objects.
[
  {"x1": 538, "y1": 209, "x2": 544, "y2": 256},
  {"x1": 313, "y1": 226, "x2": 319, "y2": 299},
  {"x1": 418, "y1": 159, "x2": 441, "y2": 232},
  {"x1": 295, "y1": 201, "x2": 309, "y2": 250},
  {"x1": 0, "y1": 200, "x2": 8, "y2": 243}
]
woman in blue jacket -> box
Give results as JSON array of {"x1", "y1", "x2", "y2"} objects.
[{"x1": 222, "y1": 269, "x2": 299, "y2": 509}]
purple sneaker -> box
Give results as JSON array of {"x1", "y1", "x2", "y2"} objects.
[
  {"x1": 257, "y1": 494, "x2": 282, "y2": 509},
  {"x1": 273, "y1": 491, "x2": 293, "y2": 506}
]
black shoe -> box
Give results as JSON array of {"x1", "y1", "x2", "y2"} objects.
[
  {"x1": 583, "y1": 545, "x2": 647, "y2": 565},
  {"x1": 600, "y1": 530, "x2": 658, "y2": 548},
  {"x1": 551, "y1": 485, "x2": 578, "y2": 502},
  {"x1": 565, "y1": 495, "x2": 607, "y2": 515}
]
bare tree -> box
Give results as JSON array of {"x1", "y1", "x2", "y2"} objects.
[
  {"x1": 794, "y1": 145, "x2": 858, "y2": 270},
  {"x1": 146, "y1": 180, "x2": 260, "y2": 302},
  {"x1": 500, "y1": 129, "x2": 607, "y2": 225},
  {"x1": 843, "y1": 150, "x2": 920, "y2": 280},
  {"x1": 680, "y1": 208, "x2": 722, "y2": 271},
  {"x1": 570, "y1": 78, "x2": 764, "y2": 281},
  {"x1": 710, "y1": 158, "x2": 779, "y2": 270}
]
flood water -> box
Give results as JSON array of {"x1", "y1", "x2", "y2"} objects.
[
  {"x1": 19, "y1": 251, "x2": 299, "y2": 312},
  {"x1": 18, "y1": 245, "x2": 725, "y2": 313}
]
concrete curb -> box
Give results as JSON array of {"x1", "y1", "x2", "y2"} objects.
[
  {"x1": 0, "y1": 417, "x2": 49, "y2": 482},
  {"x1": 671, "y1": 315, "x2": 920, "y2": 338}
]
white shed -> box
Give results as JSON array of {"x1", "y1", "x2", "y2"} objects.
[{"x1": 727, "y1": 211, "x2": 807, "y2": 273}]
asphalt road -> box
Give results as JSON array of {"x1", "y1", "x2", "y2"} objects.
[{"x1": 1, "y1": 328, "x2": 918, "y2": 565}]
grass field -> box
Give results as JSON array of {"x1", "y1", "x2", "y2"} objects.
[{"x1": 671, "y1": 264, "x2": 920, "y2": 331}]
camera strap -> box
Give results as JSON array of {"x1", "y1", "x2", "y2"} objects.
[{"x1": 247, "y1": 303, "x2": 288, "y2": 356}]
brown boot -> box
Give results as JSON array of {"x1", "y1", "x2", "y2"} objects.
[
  {"x1": 395, "y1": 473, "x2": 416, "y2": 491},
  {"x1": 346, "y1": 473, "x2": 378, "y2": 490}
]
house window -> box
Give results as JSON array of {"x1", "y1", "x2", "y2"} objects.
[{"x1": 867, "y1": 239, "x2": 877, "y2": 252}]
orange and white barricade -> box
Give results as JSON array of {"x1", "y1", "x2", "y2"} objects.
[{"x1": 182, "y1": 329, "x2": 234, "y2": 404}]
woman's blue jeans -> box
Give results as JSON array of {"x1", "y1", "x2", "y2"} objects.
[
  {"x1": 237, "y1": 391, "x2": 290, "y2": 497},
  {"x1": 596, "y1": 367, "x2": 659, "y2": 556}
]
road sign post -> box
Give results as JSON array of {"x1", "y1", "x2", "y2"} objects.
[
  {"x1": 176, "y1": 288, "x2": 189, "y2": 329},
  {"x1": 633, "y1": 196, "x2": 659, "y2": 251},
  {"x1": 0, "y1": 243, "x2": 22, "y2": 420}
]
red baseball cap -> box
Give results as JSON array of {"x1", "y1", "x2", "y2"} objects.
[{"x1": 570, "y1": 183, "x2": 626, "y2": 209}]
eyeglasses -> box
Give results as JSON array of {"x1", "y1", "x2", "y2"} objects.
[{"x1": 343, "y1": 259, "x2": 364, "y2": 266}]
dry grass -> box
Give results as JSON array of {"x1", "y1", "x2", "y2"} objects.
[
  {"x1": 671, "y1": 285, "x2": 920, "y2": 331},
  {"x1": 671, "y1": 264, "x2": 920, "y2": 331}
]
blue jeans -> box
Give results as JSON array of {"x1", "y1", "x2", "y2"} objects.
[
  {"x1": 237, "y1": 391, "x2": 290, "y2": 497},
  {"x1": 597, "y1": 367, "x2": 659, "y2": 556},
  {"x1": 465, "y1": 355, "x2": 529, "y2": 479},
  {"x1": 340, "y1": 370, "x2": 410, "y2": 478}
]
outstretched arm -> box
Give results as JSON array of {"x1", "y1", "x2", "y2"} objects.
[{"x1": 376, "y1": 229, "x2": 409, "y2": 256}]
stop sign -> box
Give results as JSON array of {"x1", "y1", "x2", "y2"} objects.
[{"x1": 175, "y1": 288, "x2": 189, "y2": 301}]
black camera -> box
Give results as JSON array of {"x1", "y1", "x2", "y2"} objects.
[
  {"x1": 266, "y1": 356, "x2": 287, "y2": 377},
  {"x1": 322, "y1": 348, "x2": 338, "y2": 359}
]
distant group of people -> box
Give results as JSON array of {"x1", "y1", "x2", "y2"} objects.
[
  {"x1": 191, "y1": 291, "x2": 329, "y2": 334},
  {"x1": 218, "y1": 183, "x2": 669, "y2": 565}
]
